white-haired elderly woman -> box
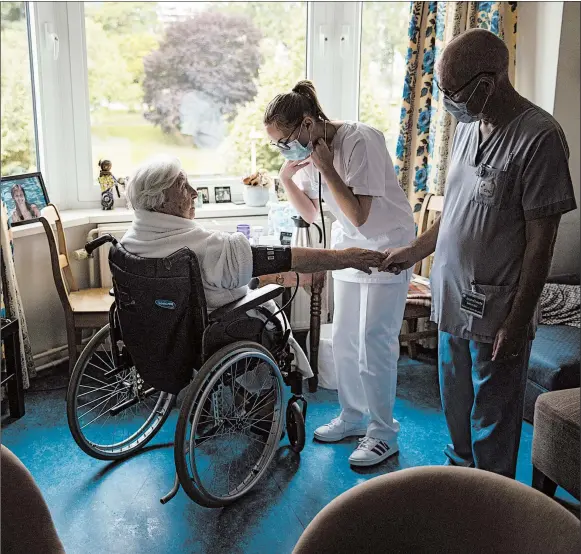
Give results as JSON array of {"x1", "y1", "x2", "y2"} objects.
[{"x1": 123, "y1": 156, "x2": 385, "y2": 374}]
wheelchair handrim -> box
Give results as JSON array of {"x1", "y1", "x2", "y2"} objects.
[{"x1": 183, "y1": 345, "x2": 284, "y2": 505}]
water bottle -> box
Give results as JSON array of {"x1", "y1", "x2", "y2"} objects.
[{"x1": 251, "y1": 226, "x2": 264, "y2": 245}]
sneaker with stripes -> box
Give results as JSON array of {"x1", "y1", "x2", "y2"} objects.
[{"x1": 348, "y1": 436, "x2": 399, "y2": 467}]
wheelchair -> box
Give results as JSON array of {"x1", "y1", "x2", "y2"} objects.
[{"x1": 66, "y1": 234, "x2": 307, "y2": 508}]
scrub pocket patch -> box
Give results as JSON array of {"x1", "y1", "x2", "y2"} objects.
[{"x1": 472, "y1": 164, "x2": 508, "y2": 208}]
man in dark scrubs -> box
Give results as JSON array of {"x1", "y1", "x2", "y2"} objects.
[{"x1": 381, "y1": 29, "x2": 577, "y2": 477}]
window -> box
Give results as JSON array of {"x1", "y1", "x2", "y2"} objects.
[
  {"x1": 28, "y1": 2, "x2": 412, "y2": 207},
  {"x1": 1, "y1": 2, "x2": 39, "y2": 177},
  {"x1": 83, "y1": 1, "x2": 307, "y2": 180},
  {"x1": 359, "y1": 2, "x2": 409, "y2": 154}
]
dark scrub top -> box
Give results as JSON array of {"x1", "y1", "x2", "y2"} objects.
[{"x1": 431, "y1": 101, "x2": 577, "y2": 343}]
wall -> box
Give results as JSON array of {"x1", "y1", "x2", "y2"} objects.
[
  {"x1": 516, "y1": 2, "x2": 564, "y2": 113},
  {"x1": 516, "y1": 1, "x2": 580, "y2": 276},
  {"x1": 550, "y1": 1, "x2": 580, "y2": 276}
]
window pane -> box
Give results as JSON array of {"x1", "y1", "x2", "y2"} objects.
[
  {"x1": 84, "y1": 1, "x2": 307, "y2": 180},
  {"x1": 359, "y1": 2, "x2": 409, "y2": 154},
  {"x1": 1, "y1": 2, "x2": 38, "y2": 177}
]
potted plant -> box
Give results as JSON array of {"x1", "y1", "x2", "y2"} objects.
[{"x1": 242, "y1": 170, "x2": 273, "y2": 207}]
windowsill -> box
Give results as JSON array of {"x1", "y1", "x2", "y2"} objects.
[{"x1": 11, "y1": 203, "x2": 274, "y2": 239}]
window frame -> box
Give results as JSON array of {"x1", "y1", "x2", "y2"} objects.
[
  {"x1": 30, "y1": 1, "x2": 371, "y2": 209},
  {"x1": 1, "y1": 2, "x2": 42, "y2": 180}
]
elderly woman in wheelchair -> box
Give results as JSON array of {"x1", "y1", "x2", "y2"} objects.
[{"x1": 66, "y1": 155, "x2": 385, "y2": 508}]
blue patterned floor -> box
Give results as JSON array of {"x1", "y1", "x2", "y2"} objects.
[{"x1": 2, "y1": 355, "x2": 577, "y2": 553}]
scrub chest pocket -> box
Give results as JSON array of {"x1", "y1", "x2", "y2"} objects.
[
  {"x1": 471, "y1": 153, "x2": 515, "y2": 209},
  {"x1": 472, "y1": 164, "x2": 508, "y2": 207}
]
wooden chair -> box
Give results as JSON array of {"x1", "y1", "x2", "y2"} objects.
[
  {"x1": 40, "y1": 204, "x2": 113, "y2": 373},
  {"x1": 400, "y1": 193, "x2": 444, "y2": 359}
]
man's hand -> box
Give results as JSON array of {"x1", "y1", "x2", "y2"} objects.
[
  {"x1": 310, "y1": 140, "x2": 334, "y2": 174},
  {"x1": 379, "y1": 246, "x2": 419, "y2": 274},
  {"x1": 340, "y1": 248, "x2": 387, "y2": 275},
  {"x1": 492, "y1": 324, "x2": 529, "y2": 361},
  {"x1": 280, "y1": 159, "x2": 311, "y2": 182}
]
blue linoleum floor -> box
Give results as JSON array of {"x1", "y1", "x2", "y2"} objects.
[{"x1": 2, "y1": 354, "x2": 577, "y2": 553}]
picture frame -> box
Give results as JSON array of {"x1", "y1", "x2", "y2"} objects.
[
  {"x1": 197, "y1": 186, "x2": 210, "y2": 204},
  {"x1": 214, "y1": 186, "x2": 231, "y2": 204},
  {"x1": 0, "y1": 172, "x2": 50, "y2": 227}
]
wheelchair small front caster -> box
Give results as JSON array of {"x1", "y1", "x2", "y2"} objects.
[{"x1": 286, "y1": 400, "x2": 306, "y2": 453}]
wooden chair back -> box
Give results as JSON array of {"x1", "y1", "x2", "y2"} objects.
[
  {"x1": 40, "y1": 204, "x2": 78, "y2": 312},
  {"x1": 413, "y1": 194, "x2": 444, "y2": 277}
]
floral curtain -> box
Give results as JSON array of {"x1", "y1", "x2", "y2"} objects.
[
  {"x1": 395, "y1": 2, "x2": 518, "y2": 217},
  {"x1": 1, "y1": 201, "x2": 35, "y2": 390}
]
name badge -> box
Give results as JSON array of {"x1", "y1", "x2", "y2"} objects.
[{"x1": 461, "y1": 289, "x2": 486, "y2": 319}]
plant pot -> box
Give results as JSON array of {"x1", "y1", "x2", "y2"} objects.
[{"x1": 243, "y1": 185, "x2": 270, "y2": 207}]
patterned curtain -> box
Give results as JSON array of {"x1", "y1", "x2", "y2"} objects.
[
  {"x1": 395, "y1": 2, "x2": 518, "y2": 217},
  {"x1": 1, "y1": 201, "x2": 35, "y2": 390}
]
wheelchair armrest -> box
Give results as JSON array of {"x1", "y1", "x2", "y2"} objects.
[{"x1": 209, "y1": 284, "x2": 284, "y2": 323}]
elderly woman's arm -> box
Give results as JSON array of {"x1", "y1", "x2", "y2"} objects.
[{"x1": 251, "y1": 245, "x2": 386, "y2": 277}]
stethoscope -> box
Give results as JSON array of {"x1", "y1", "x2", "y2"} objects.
[{"x1": 315, "y1": 119, "x2": 332, "y2": 250}]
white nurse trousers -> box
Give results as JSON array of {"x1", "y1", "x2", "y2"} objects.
[{"x1": 332, "y1": 276, "x2": 409, "y2": 442}]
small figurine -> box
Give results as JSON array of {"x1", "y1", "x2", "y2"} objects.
[{"x1": 98, "y1": 159, "x2": 120, "y2": 210}]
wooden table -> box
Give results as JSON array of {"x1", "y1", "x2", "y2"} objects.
[{"x1": 256, "y1": 272, "x2": 325, "y2": 393}]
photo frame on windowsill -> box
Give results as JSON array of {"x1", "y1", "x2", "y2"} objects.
[
  {"x1": 0, "y1": 172, "x2": 50, "y2": 228},
  {"x1": 197, "y1": 186, "x2": 210, "y2": 204},
  {"x1": 214, "y1": 186, "x2": 231, "y2": 204}
]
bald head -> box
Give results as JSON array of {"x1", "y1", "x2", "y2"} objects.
[{"x1": 437, "y1": 29, "x2": 509, "y2": 92}]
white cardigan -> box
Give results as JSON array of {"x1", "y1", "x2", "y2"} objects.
[{"x1": 121, "y1": 210, "x2": 252, "y2": 310}]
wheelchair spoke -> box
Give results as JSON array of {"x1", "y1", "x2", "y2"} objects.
[
  {"x1": 93, "y1": 349, "x2": 115, "y2": 370},
  {"x1": 77, "y1": 387, "x2": 125, "y2": 410},
  {"x1": 78, "y1": 383, "x2": 122, "y2": 397},
  {"x1": 78, "y1": 388, "x2": 125, "y2": 422}
]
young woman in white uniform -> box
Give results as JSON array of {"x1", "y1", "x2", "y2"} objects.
[{"x1": 264, "y1": 81, "x2": 415, "y2": 466}]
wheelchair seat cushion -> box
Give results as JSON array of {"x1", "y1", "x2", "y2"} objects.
[{"x1": 109, "y1": 244, "x2": 208, "y2": 395}]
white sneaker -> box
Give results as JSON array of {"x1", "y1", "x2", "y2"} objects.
[
  {"x1": 313, "y1": 417, "x2": 367, "y2": 443},
  {"x1": 348, "y1": 437, "x2": 399, "y2": 467}
]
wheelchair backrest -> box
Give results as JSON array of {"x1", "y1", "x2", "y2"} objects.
[{"x1": 108, "y1": 243, "x2": 208, "y2": 394}]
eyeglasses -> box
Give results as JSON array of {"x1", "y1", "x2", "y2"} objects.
[
  {"x1": 436, "y1": 71, "x2": 495, "y2": 100},
  {"x1": 270, "y1": 121, "x2": 302, "y2": 151}
]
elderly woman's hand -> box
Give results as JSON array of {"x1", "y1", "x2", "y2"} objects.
[{"x1": 339, "y1": 248, "x2": 387, "y2": 275}]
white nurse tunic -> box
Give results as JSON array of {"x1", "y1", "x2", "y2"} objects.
[{"x1": 295, "y1": 121, "x2": 415, "y2": 442}]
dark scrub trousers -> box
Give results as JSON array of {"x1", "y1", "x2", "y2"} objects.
[{"x1": 430, "y1": 101, "x2": 577, "y2": 478}]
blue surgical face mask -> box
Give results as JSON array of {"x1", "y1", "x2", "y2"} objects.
[
  {"x1": 443, "y1": 78, "x2": 492, "y2": 124},
  {"x1": 281, "y1": 122, "x2": 313, "y2": 161}
]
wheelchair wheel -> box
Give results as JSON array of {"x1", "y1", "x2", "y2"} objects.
[
  {"x1": 175, "y1": 341, "x2": 284, "y2": 508},
  {"x1": 67, "y1": 324, "x2": 175, "y2": 461},
  {"x1": 286, "y1": 401, "x2": 306, "y2": 453}
]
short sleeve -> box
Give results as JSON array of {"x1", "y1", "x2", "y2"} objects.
[
  {"x1": 343, "y1": 134, "x2": 386, "y2": 197},
  {"x1": 293, "y1": 166, "x2": 319, "y2": 200},
  {"x1": 521, "y1": 127, "x2": 577, "y2": 220}
]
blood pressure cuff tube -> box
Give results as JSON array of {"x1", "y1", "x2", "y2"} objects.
[{"x1": 251, "y1": 245, "x2": 292, "y2": 277}]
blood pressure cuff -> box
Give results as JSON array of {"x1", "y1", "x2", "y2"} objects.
[{"x1": 251, "y1": 245, "x2": 292, "y2": 277}]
